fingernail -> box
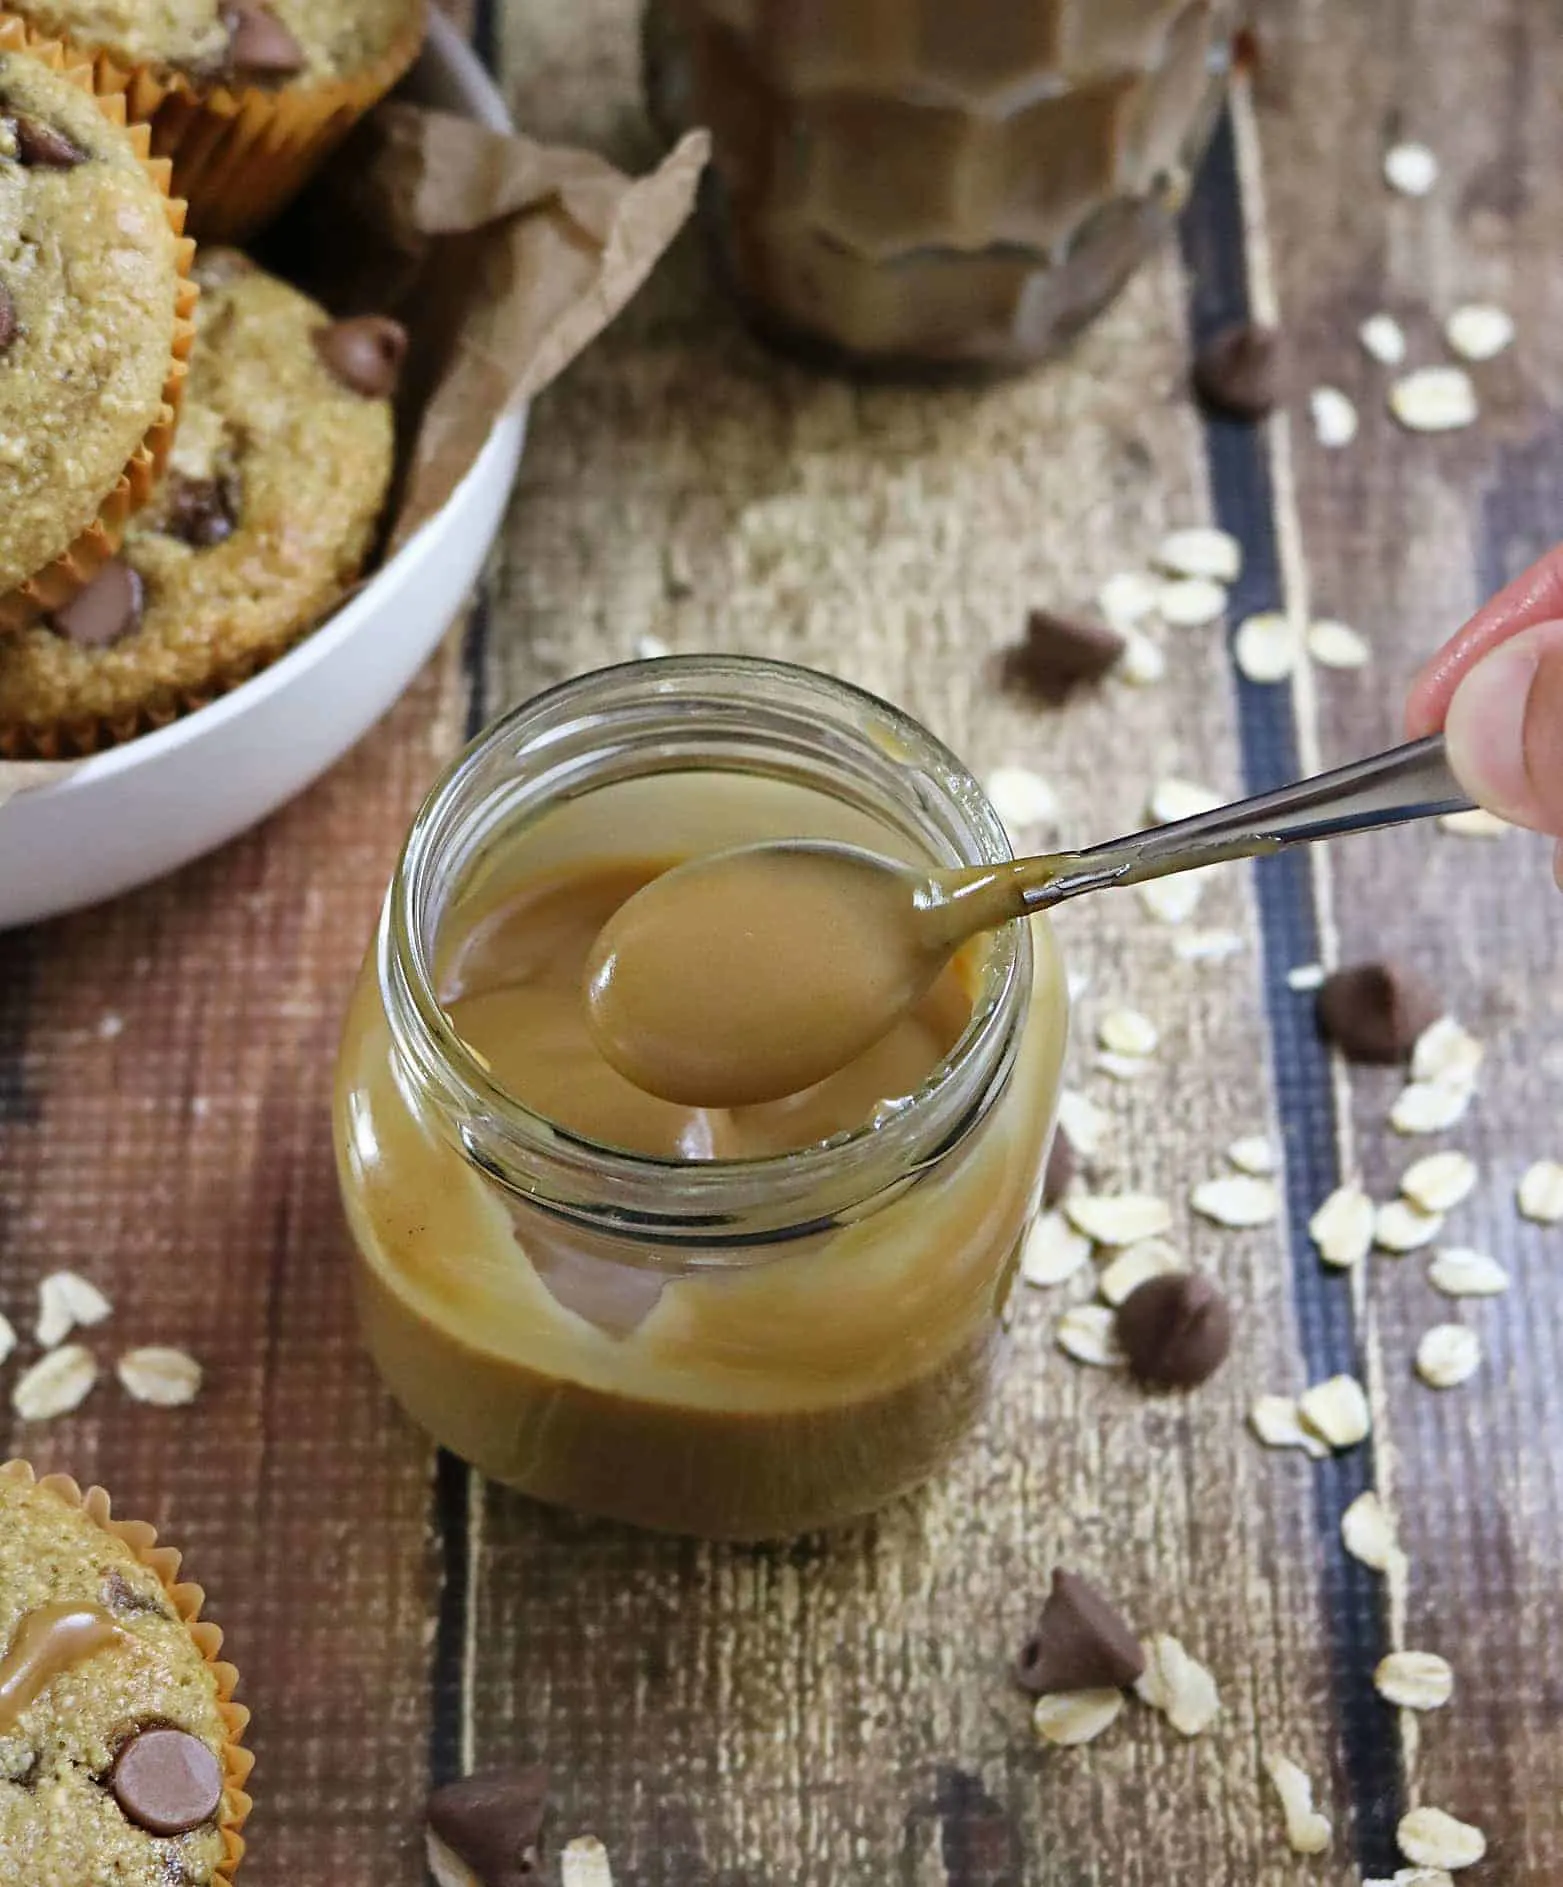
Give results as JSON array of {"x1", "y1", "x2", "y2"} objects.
[{"x1": 1444, "y1": 641, "x2": 1542, "y2": 827}]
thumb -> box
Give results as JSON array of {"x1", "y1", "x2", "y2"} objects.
[{"x1": 1443, "y1": 620, "x2": 1563, "y2": 838}]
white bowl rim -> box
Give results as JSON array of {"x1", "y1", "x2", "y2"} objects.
[{"x1": 28, "y1": 9, "x2": 517, "y2": 803}]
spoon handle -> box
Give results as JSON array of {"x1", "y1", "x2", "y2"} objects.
[{"x1": 1021, "y1": 734, "x2": 1475, "y2": 912}]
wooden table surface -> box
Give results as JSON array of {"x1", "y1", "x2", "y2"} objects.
[{"x1": 3, "y1": 3, "x2": 1560, "y2": 1882}]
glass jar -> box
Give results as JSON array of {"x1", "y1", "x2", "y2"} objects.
[
  {"x1": 646, "y1": 0, "x2": 1232, "y2": 371},
  {"x1": 334, "y1": 658, "x2": 1068, "y2": 1539}
]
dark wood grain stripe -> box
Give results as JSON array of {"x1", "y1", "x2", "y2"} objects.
[{"x1": 1180, "y1": 106, "x2": 1404, "y2": 1872}]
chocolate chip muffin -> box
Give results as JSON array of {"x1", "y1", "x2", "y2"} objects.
[
  {"x1": 0, "y1": 31, "x2": 194, "y2": 630},
  {"x1": 0, "y1": 250, "x2": 401, "y2": 755},
  {"x1": 0, "y1": 0, "x2": 428, "y2": 238},
  {"x1": 0, "y1": 1460, "x2": 251, "y2": 1887}
]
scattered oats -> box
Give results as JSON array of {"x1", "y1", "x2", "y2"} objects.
[
  {"x1": 1391, "y1": 1080, "x2": 1476, "y2": 1136},
  {"x1": 97, "y1": 1013, "x2": 124, "y2": 1040},
  {"x1": 1022, "y1": 1212, "x2": 1094, "y2": 1288},
  {"x1": 1149, "y1": 777, "x2": 1223, "y2": 825},
  {"x1": 117, "y1": 1347, "x2": 203, "y2": 1408},
  {"x1": 1397, "y1": 1807, "x2": 1485, "y2": 1871},
  {"x1": 1098, "y1": 1008, "x2": 1159, "y2": 1057},
  {"x1": 1227, "y1": 1135, "x2": 1277, "y2": 1176},
  {"x1": 1263, "y1": 1753, "x2": 1333, "y2": 1856},
  {"x1": 1310, "y1": 385, "x2": 1359, "y2": 448},
  {"x1": 1287, "y1": 962, "x2": 1326, "y2": 992},
  {"x1": 1173, "y1": 928, "x2": 1245, "y2": 963},
  {"x1": 1135, "y1": 1634, "x2": 1220, "y2": 1736},
  {"x1": 1518, "y1": 1159, "x2": 1563, "y2": 1224},
  {"x1": 1341, "y1": 1490, "x2": 1403, "y2": 1574},
  {"x1": 1444, "y1": 303, "x2": 1514, "y2": 362},
  {"x1": 0, "y1": 1312, "x2": 14, "y2": 1368},
  {"x1": 1375, "y1": 1198, "x2": 1446, "y2": 1254},
  {"x1": 1057, "y1": 1089, "x2": 1110, "y2": 1159},
  {"x1": 1307, "y1": 618, "x2": 1372, "y2": 669},
  {"x1": 1416, "y1": 1324, "x2": 1481, "y2": 1389},
  {"x1": 1439, "y1": 807, "x2": 1510, "y2": 837},
  {"x1": 1056, "y1": 1304, "x2": 1123, "y2": 1367},
  {"x1": 1032, "y1": 1688, "x2": 1125, "y2": 1747},
  {"x1": 1250, "y1": 1395, "x2": 1330, "y2": 1459},
  {"x1": 1429, "y1": 1247, "x2": 1509, "y2": 1298},
  {"x1": 1192, "y1": 1174, "x2": 1280, "y2": 1228},
  {"x1": 1158, "y1": 577, "x2": 1228, "y2": 628},
  {"x1": 1390, "y1": 365, "x2": 1478, "y2": 433},
  {"x1": 12, "y1": 1345, "x2": 97, "y2": 1422},
  {"x1": 1098, "y1": 570, "x2": 1161, "y2": 630},
  {"x1": 1401, "y1": 1151, "x2": 1477, "y2": 1214},
  {"x1": 1156, "y1": 528, "x2": 1242, "y2": 585},
  {"x1": 1310, "y1": 1185, "x2": 1377, "y2": 1268},
  {"x1": 1099, "y1": 1240, "x2": 1186, "y2": 1308},
  {"x1": 1234, "y1": 611, "x2": 1301, "y2": 683},
  {"x1": 1118, "y1": 627, "x2": 1167, "y2": 685},
  {"x1": 561, "y1": 1837, "x2": 615, "y2": 1887},
  {"x1": 1384, "y1": 142, "x2": 1439, "y2": 196},
  {"x1": 1138, "y1": 875, "x2": 1204, "y2": 925},
  {"x1": 1412, "y1": 1017, "x2": 1484, "y2": 1086},
  {"x1": 1359, "y1": 313, "x2": 1408, "y2": 365},
  {"x1": 1298, "y1": 1374, "x2": 1372, "y2": 1449},
  {"x1": 1375, "y1": 1652, "x2": 1454, "y2": 1711},
  {"x1": 985, "y1": 766, "x2": 1059, "y2": 834},
  {"x1": 633, "y1": 633, "x2": 670, "y2": 660},
  {"x1": 1096, "y1": 1051, "x2": 1156, "y2": 1082},
  {"x1": 36, "y1": 1272, "x2": 114, "y2": 1349}
]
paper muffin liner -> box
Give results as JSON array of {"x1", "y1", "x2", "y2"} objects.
[
  {"x1": 0, "y1": 19, "x2": 197, "y2": 634},
  {"x1": 0, "y1": 1457, "x2": 254, "y2": 1880},
  {"x1": 0, "y1": 4, "x2": 427, "y2": 241}
]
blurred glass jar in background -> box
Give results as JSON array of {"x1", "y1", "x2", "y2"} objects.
[{"x1": 646, "y1": 0, "x2": 1233, "y2": 371}]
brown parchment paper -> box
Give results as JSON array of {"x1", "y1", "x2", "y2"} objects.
[{"x1": 0, "y1": 110, "x2": 708, "y2": 806}]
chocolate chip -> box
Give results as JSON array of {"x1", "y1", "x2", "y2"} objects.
[
  {"x1": 221, "y1": 3, "x2": 306, "y2": 80},
  {"x1": 112, "y1": 1729, "x2": 223, "y2": 1836},
  {"x1": 1015, "y1": 1570, "x2": 1145, "y2": 1697},
  {"x1": 1041, "y1": 1125, "x2": 1076, "y2": 1209},
  {"x1": 1230, "y1": 25, "x2": 1262, "y2": 76},
  {"x1": 1115, "y1": 1271, "x2": 1233, "y2": 1390},
  {"x1": 1019, "y1": 608, "x2": 1125, "y2": 697},
  {"x1": 12, "y1": 112, "x2": 87, "y2": 168},
  {"x1": 313, "y1": 316, "x2": 409, "y2": 399},
  {"x1": 1315, "y1": 961, "x2": 1441, "y2": 1064},
  {"x1": 162, "y1": 474, "x2": 238, "y2": 548},
  {"x1": 50, "y1": 561, "x2": 145, "y2": 649},
  {"x1": 427, "y1": 1767, "x2": 549, "y2": 1887},
  {"x1": 101, "y1": 1568, "x2": 173, "y2": 1620},
  {"x1": 1193, "y1": 322, "x2": 1282, "y2": 421},
  {"x1": 0, "y1": 280, "x2": 14, "y2": 356}
]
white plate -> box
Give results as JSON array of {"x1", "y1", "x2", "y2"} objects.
[{"x1": 0, "y1": 12, "x2": 526, "y2": 929}]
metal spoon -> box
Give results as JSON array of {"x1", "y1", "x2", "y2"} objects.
[{"x1": 585, "y1": 735, "x2": 1473, "y2": 1108}]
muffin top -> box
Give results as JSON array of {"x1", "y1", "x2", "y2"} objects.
[
  {"x1": 12, "y1": 0, "x2": 423, "y2": 86},
  {"x1": 0, "y1": 49, "x2": 183, "y2": 596},
  {"x1": 0, "y1": 249, "x2": 399, "y2": 748},
  {"x1": 0, "y1": 1473, "x2": 231, "y2": 1886}
]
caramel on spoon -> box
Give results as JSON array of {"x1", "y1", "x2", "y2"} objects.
[{"x1": 585, "y1": 736, "x2": 1471, "y2": 1108}]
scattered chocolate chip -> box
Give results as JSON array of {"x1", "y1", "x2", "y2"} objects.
[
  {"x1": 162, "y1": 474, "x2": 238, "y2": 548},
  {"x1": 50, "y1": 561, "x2": 145, "y2": 649},
  {"x1": 1019, "y1": 608, "x2": 1125, "y2": 698},
  {"x1": 1115, "y1": 1271, "x2": 1233, "y2": 1390},
  {"x1": 0, "y1": 279, "x2": 14, "y2": 356},
  {"x1": 1015, "y1": 1570, "x2": 1145, "y2": 1697},
  {"x1": 112, "y1": 1729, "x2": 223, "y2": 1836},
  {"x1": 427, "y1": 1767, "x2": 549, "y2": 1887},
  {"x1": 1315, "y1": 961, "x2": 1441, "y2": 1065},
  {"x1": 1041, "y1": 1125, "x2": 1076, "y2": 1209},
  {"x1": 12, "y1": 112, "x2": 86, "y2": 168},
  {"x1": 221, "y1": 3, "x2": 306, "y2": 80},
  {"x1": 1193, "y1": 322, "x2": 1282, "y2": 421},
  {"x1": 102, "y1": 1568, "x2": 173, "y2": 1620},
  {"x1": 313, "y1": 316, "x2": 409, "y2": 399}
]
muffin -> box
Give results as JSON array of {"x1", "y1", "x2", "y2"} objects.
[
  {"x1": 0, "y1": 250, "x2": 401, "y2": 756},
  {"x1": 0, "y1": 0, "x2": 427, "y2": 238},
  {"x1": 0, "y1": 27, "x2": 196, "y2": 631},
  {"x1": 0, "y1": 1460, "x2": 252, "y2": 1886}
]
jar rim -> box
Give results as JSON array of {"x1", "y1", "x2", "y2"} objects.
[{"x1": 382, "y1": 655, "x2": 1035, "y2": 1245}]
